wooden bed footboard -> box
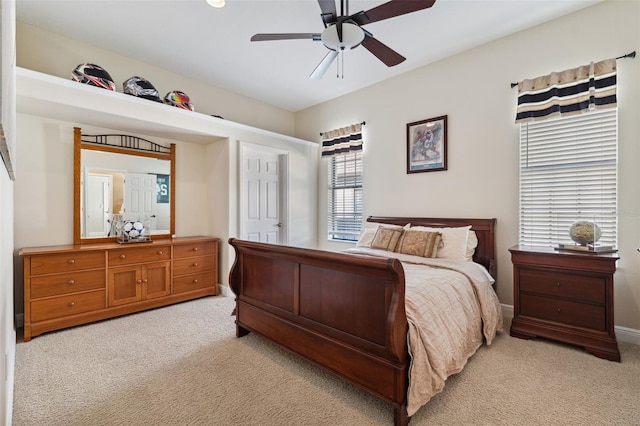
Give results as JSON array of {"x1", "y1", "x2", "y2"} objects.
[{"x1": 228, "y1": 238, "x2": 410, "y2": 424}]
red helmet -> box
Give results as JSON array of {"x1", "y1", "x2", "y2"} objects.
[
  {"x1": 71, "y1": 63, "x2": 116, "y2": 91},
  {"x1": 163, "y1": 91, "x2": 195, "y2": 111}
]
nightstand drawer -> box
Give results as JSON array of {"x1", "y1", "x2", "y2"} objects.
[
  {"x1": 520, "y1": 294, "x2": 605, "y2": 331},
  {"x1": 31, "y1": 270, "x2": 106, "y2": 299},
  {"x1": 519, "y1": 268, "x2": 605, "y2": 303},
  {"x1": 31, "y1": 290, "x2": 106, "y2": 322}
]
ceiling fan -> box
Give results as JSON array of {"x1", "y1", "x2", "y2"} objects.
[{"x1": 250, "y1": 0, "x2": 436, "y2": 79}]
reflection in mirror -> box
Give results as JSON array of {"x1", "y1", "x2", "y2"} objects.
[
  {"x1": 82, "y1": 150, "x2": 171, "y2": 237},
  {"x1": 74, "y1": 127, "x2": 176, "y2": 244}
]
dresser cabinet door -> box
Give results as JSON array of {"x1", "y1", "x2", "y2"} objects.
[
  {"x1": 108, "y1": 265, "x2": 142, "y2": 306},
  {"x1": 142, "y1": 262, "x2": 171, "y2": 300}
]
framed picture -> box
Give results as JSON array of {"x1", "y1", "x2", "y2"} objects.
[{"x1": 406, "y1": 115, "x2": 447, "y2": 174}]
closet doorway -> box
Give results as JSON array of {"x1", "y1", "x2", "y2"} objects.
[{"x1": 239, "y1": 142, "x2": 289, "y2": 245}]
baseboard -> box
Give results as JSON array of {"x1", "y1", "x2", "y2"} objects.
[
  {"x1": 218, "y1": 284, "x2": 232, "y2": 297},
  {"x1": 501, "y1": 304, "x2": 639, "y2": 345}
]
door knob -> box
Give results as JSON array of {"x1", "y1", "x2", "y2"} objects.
[{"x1": 275, "y1": 223, "x2": 283, "y2": 228}]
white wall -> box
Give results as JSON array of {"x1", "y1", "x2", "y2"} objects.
[
  {"x1": 0, "y1": 163, "x2": 15, "y2": 426},
  {"x1": 0, "y1": 0, "x2": 16, "y2": 422},
  {"x1": 295, "y1": 0, "x2": 640, "y2": 330}
]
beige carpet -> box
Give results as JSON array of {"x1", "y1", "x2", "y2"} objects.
[{"x1": 13, "y1": 296, "x2": 640, "y2": 426}]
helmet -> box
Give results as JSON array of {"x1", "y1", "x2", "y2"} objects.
[
  {"x1": 71, "y1": 63, "x2": 116, "y2": 91},
  {"x1": 123, "y1": 76, "x2": 162, "y2": 102},
  {"x1": 163, "y1": 91, "x2": 195, "y2": 111}
]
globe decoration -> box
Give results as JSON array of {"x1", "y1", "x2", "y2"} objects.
[
  {"x1": 123, "y1": 220, "x2": 145, "y2": 239},
  {"x1": 569, "y1": 221, "x2": 601, "y2": 246}
]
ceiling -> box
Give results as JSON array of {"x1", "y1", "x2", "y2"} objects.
[{"x1": 16, "y1": 0, "x2": 601, "y2": 112}]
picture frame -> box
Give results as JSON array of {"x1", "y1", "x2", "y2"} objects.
[{"x1": 406, "y1": 115, "x2": 447, "y2": 174}]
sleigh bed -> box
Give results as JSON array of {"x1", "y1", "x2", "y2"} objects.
[{"x1": 228, "y1": 217, "x2": 501, "y2": 425}]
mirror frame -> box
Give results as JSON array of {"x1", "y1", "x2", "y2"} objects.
[{"x1": 73, "y1": 127, "x2": 176, "y2": 244}]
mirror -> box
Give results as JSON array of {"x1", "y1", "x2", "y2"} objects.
[{"x1": 73, "y1": 127, "x2": 176, "y2": 244}]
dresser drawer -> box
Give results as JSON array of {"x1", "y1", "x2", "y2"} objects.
[
  {"x1": 173, "y1": 255, "x2": 216, "y2": 276},
  {"x1": 173, "y1": 241, "x2": 217, "y2": 259},
  {"x1": 31, "y1": 270, "x2": 105, "y2": 299},
  {"x1": 108, "y1": 246, "x2": 171, "y2": 266},
  {"x1": 519, "y1": 268, "x2": 605, "y2": 303},
  {"x1": 30, "y1": 252, "x2": 105, "y2": 275},
  {"x1": 31, "y1": 290, "x2": 106, "y2": 322},
  {"x1": 173, "y1": 271, "x2": 217, "y2": 294},
  {"x1": 520, "y1": 294, "x2": 606, "y2": 331}
]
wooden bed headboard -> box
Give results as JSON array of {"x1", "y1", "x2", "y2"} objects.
[{"x1": 367, "y1": 216, "x2": 497, "y2": 280}]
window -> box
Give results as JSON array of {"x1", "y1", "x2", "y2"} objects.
[
  {"x1": 328, "y1": 151, "x2": 362, "y2": 241},
  {"x1": 519, "y1": 109, "x2": 617, "y2": 247}
]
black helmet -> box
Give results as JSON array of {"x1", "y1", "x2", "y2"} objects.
[
  {"x1": 123, "y1": 76, "x2": 162, "y2": 102},
  {"x1": 71, "y1": 63, "x2": 116, "y2": 91},
  {"x1": 163, "y1": 91, "x2": 195, "y2": 111}
]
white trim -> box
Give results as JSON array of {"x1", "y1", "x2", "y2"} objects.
[
  {"x1": 615, "y1": 326, "x2": 640, "y2": 346},
  {"x1": 501, "y1": 304, "x2": 639, "y2": 345}
]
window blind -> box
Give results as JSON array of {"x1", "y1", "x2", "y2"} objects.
[
  {"x1": 519, "y1": 108, "x2": 617, "y2": 247},
  {"x1": 328, "y1": 151, "x2": 362, "y2": 241}
]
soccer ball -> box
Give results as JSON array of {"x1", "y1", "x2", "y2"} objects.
[{"x1": 123, "y1": 220, "x2": 145, "y2": 238}]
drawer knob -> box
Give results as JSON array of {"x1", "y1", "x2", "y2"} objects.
[
  {"x1": 557, "y1": 307, "x2": 562, "y2": 313},
  {"x1": 157, "y1": 251, "x2": 163, "y2": 255},
  {"x1": 68, "y1": 302, "x2": 75, "y2": 307},
  {"x1": 556, "y1": 282, "x2": 561, "y2": 287},
  {"x1": 68, "y1": 280, "x2": 75, "y2": 285},
  {"x1": 137, "y1": 279, "x2": 143, "y2": 284},
  {"x1": 193, "y1": 247, "x2": 199, "y2": 252},
  {"x1": 120, "y1": 254, "x2": 126, "y2": 259},
  {"x1": 193, "y1": 262, "x2": 199, "y2": 267},
  {"x1": 193, "y1": 279, "x2": 199, "y2": 284},
  {"x1": 67, "y1": 259, "x2": 75, "y2": 265},
  {"x1": 143, "y1": 279, "x2": 148, "y2": 283}
]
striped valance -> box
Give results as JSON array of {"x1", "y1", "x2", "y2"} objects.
[
  {"x1": 321, "y1": 123, "x2": 363, "y2": 157},
  {"x1": 515, "y1": 58, "x2": 617, "y2": 124}
]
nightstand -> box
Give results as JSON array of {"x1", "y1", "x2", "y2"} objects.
[{"x1": 509, "y1": 245, "x2": 620, "y2": 362}]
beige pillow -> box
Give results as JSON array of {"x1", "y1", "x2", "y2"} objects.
[
  {"x1": 395, "y1": 230, "x2": 442, "y2": 258},
  {"x1": 371, "y1": 226, "x2": 403, "y2": 251},
  {"x1": 356, "y1": 222, "x2": 407, "y2": 248}
]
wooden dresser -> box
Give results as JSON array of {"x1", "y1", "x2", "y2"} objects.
[
  {"x1": 509, "y1": 245, "x2": 620, "y2": 361},
  {"x1": 20, "y1": 236, "x2": 219, "y2": 341}
]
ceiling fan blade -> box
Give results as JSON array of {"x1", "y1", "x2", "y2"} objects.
[
  {"x1": 251, "y1": 33, "x2": 321, "y2": 42},
  {"x1": 310, "y1": 50, "x2": 339, "y2": 79},
  {"x1": 351, "y1": 0, "x2": 436, "y2": 26},
  {"x1": 361, "y1": 35, "x2": 405, "y2": 67},
  {"x1": 318, "y1": 0, "x2": 338, "y2": 25}
]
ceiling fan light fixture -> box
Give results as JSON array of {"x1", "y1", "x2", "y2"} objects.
[
  {"x1": 205, "y1": 0, "x2": 226, "y2": 8},
  {"x1": 321, "y1": 23, "x2": 365, "y2": 51}
]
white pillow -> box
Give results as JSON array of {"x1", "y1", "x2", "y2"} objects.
[
  {"x1": 410, "y1": 225, "x2": 471, "y2": 261},
  {"x1": 356, "y1": 222, "x2": 408, "y2": 248},
  {"x1": 466, "y1": 230, "x2": 478, "y2": 262}
]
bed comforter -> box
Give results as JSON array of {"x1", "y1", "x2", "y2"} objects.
[{"x1": 343, "y1": 247, "x2": 503, "y2": 416}]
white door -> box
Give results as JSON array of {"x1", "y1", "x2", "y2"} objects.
[
  {"x1": 241, "y1": 145, "x2": 287, "y2": 244},
  {"x1": 123, "y1": 173, "x2": 158, "y2": 224},
  {"x1": 85, "y1": 173, "x2": 111, "y2": 237}
]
